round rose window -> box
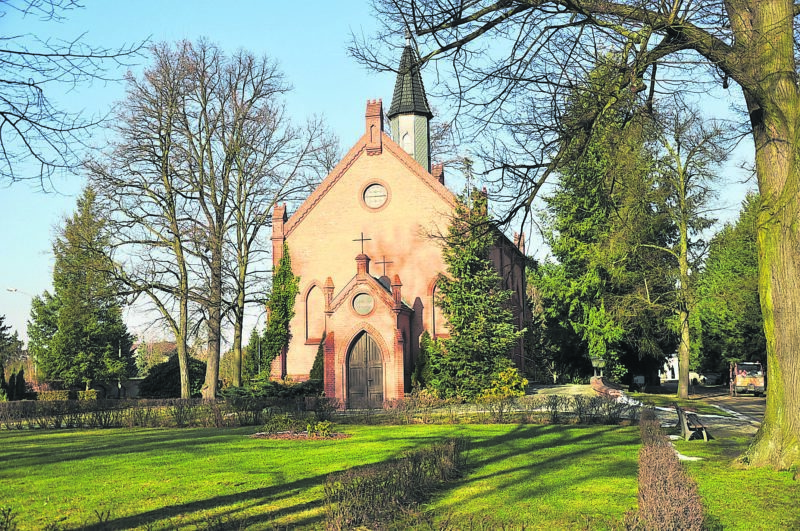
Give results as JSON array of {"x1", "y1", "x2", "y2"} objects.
[{"x1": 353, "y1": 293, "x2": 375, "y2": 315}]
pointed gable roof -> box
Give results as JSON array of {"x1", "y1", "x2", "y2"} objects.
[
  {"x1": 387, "y1": 45, "x2": 433, "y2": 119},
  {"x1": 283, "y1": 126, "x2": 455, "y2": 238}
]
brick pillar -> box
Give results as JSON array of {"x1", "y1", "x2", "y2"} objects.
[
  {"x1": 365, "y1": 99, "x2": 383, "y2": 156},
  {"x1": 391, "y1": 274, "x2": 402, "y2": 310},
  {"x1": 355, "y1": 254, "x2": 371, "y2": 279},
  {"x1": 271, "y1": 204, "x2": 287, "y2": 265},
  {"x1": 323, "y1": 331, "x2": 336, "y2": 399}
]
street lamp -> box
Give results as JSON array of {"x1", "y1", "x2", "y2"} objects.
[{"x1": 590, "y1": 356, "x2": 606, "y2": 379}]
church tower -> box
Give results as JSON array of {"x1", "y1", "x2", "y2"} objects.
[{"x1": 387, "y1": 38, "x2": 434, "y2": 172}]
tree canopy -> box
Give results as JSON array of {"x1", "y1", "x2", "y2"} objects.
[
  {"x1": 28, "y1": 187, "x2": 134, "y2": 389},
  {"x1": 0, "y1": 0, "x2": 144, "y2": 187}
]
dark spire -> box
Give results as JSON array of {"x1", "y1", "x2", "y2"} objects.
[{"x1": 387, "y1": 44, "x2": 433, "y2": 119}]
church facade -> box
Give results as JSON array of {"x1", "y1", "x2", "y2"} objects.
[{"x1": 269, "y1": 45, "x2": 529, "y2": 407}]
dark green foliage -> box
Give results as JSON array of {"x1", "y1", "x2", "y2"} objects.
[
  {"x1": 696, "y1": 194, "x2": 765, "y2": 371},
  {"x1": 0, "y1": 316, "x2": 24, "y2": 373},
  {"x1": 429, "y1": 190, "x2": 525, "y2": 399},
  {"x1": 222, "y1": 378, "x2": 323, "y2": 401},
  {"x1": 412, "y1": 331, "x2": 434, "y2": 388},
  {"x1": 531, "y1": 61, "x2": 676, "y2": 382},
  {"x1": 309, "y1": 332, "x2": 326, "y2": 381},
  {"x1": 242, "y1": 327, "x2": 261, "y2": 381},
  {"x1": 0, "y1": 365, "x2": 6, "y2": 401},
  {"x1": 138, "y1": 356, "x2": 206, "y2": 398},
  {"x1": 28, "y1": 188, "x2": 134, "y2": 389},
  {"x1": 14, "y1": 369, "x2": 26, "y2": 401},
  {"x1": 262, "y1": 243, "x2": 299, "y2": 369},
  {"x1": 6, "y1": 373, "x2": 16, "y2": 401}
]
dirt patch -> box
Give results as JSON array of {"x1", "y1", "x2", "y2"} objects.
[{"x1": 250, "y1": 431, "x2": 351, "y2": 441}]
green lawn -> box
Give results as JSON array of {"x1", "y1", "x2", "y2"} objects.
[
  {"x1": 2, "y1": 423, "x2": 796, "y2": 530},
  {"x1": 675, "y1": 436, "x2": 800, "y2": 530},
  {"x1": 0, "y1": 425, "x2": 639, "y2": 530}
]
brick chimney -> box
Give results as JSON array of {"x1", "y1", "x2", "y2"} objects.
[
  {"x1": 271, "y1": 204, "x2": 287, "y2": 264},
  {"x1": 431, "y1": 163, "x2": 445, "y2": 185},
  {"x1": 366, "y1": 99, "x2": 383, "y2": 156}
]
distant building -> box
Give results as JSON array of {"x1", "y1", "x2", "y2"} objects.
[{"x1": 270, "y1": 44, "x2": 529, "y2": 407}]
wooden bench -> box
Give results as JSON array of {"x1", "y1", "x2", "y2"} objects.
[{"x1": 675, "y1": 405, "x2": 712, "y2": 441}]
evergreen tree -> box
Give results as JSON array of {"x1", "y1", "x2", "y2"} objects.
[
  {"x1": 261, "y1": 243, "x2": 299, "y2": 373},
  {"x1": 7, "y1": 372, "x2": 16, "y2": 401},
  {"x1": 0, "y1": 364, "x2": 7, "y2": 400},
  {"x1": 309, "y1": 332, "x2": 326, "y2": 381},
  {"x1": 429, "y1": 189, "x2": 525, "y2": 399},
  {"x1": 242, "y1": 327, "x2": 261, "y2": 381},
  {"x1": 412, "y1": 331, "x2": 434, "y2": 388},
  {"x1": 533, "y1": 60, "x2": 676, "y2": 382},
  {"x1": 0, "y1": 316, "x2": 24, "y2": 371},
  {"x1": 14, "y1": 368, "x2": 26, "y2": 400},
  {"x1": 696, "y1": 194, "x2": 765, "y2": 372},
  {"x1": 30, "y1": 187, "x2": 134, "y2": 389}
]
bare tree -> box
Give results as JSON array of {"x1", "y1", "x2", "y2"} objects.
[
  {"x1": 225, "y1": 112, "x2": 338, "y2": 388},
  {"x1": 89, "y1": 41, "x2": 337, "y2": 397},
  {"x1": 648, "y1": 104, "x2": 732, "y2": 400},
  {"x1": 1, "y1": 0, "x2": 144, "y2": 187},
  {"x1": 87, "y1": 43, "x2": 197, "y2": 398},
  {"x1": 355, "y1": 0, "x2": 800, "y2": 469}
]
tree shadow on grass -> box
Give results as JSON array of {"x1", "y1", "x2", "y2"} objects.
[{"x1": 77, "y1": 473, "x2": 328, "y2": 530}]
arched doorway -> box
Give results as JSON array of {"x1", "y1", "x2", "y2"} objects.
[{"x1": 347, "y1": 332, "x2": 384, "y2": 408}]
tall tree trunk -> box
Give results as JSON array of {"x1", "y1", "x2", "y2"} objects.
[
  {"x1": 734, "y1": 0, "x2": 800, "y2": 468},
  {"x1": 202, "y1": 241, "x2": 223, "y2": 399},
  {"x1": 677, "y1": 198, "x2": 692, "y2": 399},
  {"x1": 176, "y1": 293, "x2": 190, "y2": 399},
  {"x1": 747, "y1": 99, "x2": 800, "y2": 468}
]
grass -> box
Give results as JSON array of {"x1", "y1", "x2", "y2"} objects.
[
  {"x1": 0, "y1": 424, "x2": 640, "y2": 530},
  {"x1": 674, "y1": 436, "x2": 800, "y2": 530}
]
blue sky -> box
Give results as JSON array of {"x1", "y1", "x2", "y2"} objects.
[{"x1": 1, "y1": 0, "x2": 397, "y2": 342}]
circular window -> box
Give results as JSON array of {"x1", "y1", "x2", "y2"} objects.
[
  {"x1": 353, "y1": 293, "x2": 375, "y2": 315},
  {"x1": 363, "y1": 183, "x2": 388, "y2": 209}
]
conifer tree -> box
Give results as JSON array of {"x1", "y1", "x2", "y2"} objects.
[
  {"x1": 242, "y1": 327, "x2": 261, "y2": 381},
  {"x1": 429, "y1": 189, "x2": 524, "y2": 399},
  {"x1": 261, "y1": 243, "x2": 299, "y2": 373},
  {"x1": 309, "y1": 332, "x2": 326, "y2": 381},
  {"x1": 30, "y1": 187, "x2": 134, "y2": 389}
]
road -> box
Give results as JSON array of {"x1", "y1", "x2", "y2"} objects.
[{"x1": 691, "y1": 385, "x2": 766, "y2": 423}]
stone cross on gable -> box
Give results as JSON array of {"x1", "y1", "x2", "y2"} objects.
[
  {"x1": 375, "y1": 256, "x2": 394, "y2": 277},
  {"x1": 352, "y1": 232, "x2": 372, "y2": 254}
]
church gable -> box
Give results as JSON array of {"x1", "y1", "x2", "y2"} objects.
[{"x1": 284, "y1": 101, "x2": 454, "y2": 241}]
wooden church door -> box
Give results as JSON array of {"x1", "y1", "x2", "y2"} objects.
[{"x1": 347, "y1": 332, "x2": 384, "y2": 408}]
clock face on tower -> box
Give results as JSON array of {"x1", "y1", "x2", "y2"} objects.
[{"x1": 363, "y1": 183, "x2": 388, "y2": 209}]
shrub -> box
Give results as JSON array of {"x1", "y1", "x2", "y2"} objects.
[
  {"x1": 309, "y1": 332, "x2": 325, "y2": 381},
  {"x1": 78, "y1": 390, "x2": 98, "y2": 401},
  {"x1": 138, "y1": 355, "x2": 206, "y2": 398},
  {"x1": 324, "y1": 437, "x2": 468, "y2": 529},
  {"x1": 625, "y1": 407, "x2": 705, "y2": 530},
  {"x1": 36, "y1": 391, "x2": 70, "y2": 401}
]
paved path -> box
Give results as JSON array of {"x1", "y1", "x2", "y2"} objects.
[{"x1": 657, "y1": 383, "x2": 765, "y2": 438}]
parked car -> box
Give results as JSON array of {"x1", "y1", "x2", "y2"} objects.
[{"x1": 729, "y1": 361, "x2": 765, "y2": 396}]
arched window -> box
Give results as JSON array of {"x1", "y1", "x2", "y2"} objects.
[
  {"x1": 401, "y1": 132, "x2": 413, "y2": 155},
  {"x1": 305, "y1": 285, "x2": 325, "y2": 342}
]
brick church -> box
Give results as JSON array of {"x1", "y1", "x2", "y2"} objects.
[{"x1": 270, "y1": 43, "x2": 529, "y2": 407}]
